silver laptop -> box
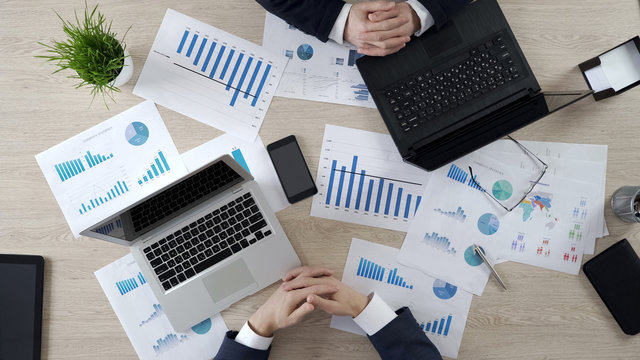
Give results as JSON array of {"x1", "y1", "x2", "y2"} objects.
[{"x1": 82, "y1": 155, "x2": 300, "y2": 331}]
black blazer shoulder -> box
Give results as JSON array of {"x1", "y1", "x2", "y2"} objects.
[{"x1": 256, "y1": 0, "x2": 345, "y2": 42}]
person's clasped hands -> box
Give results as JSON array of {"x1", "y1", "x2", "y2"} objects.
[
  {"x1": 246, "y1": 266, "x2": 371, "y2": 337},
  {"x1": 344, "y1": 1, "x2": 422, "y2": 56}
]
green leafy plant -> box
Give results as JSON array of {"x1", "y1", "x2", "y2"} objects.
[{"x1": 37, "y1": 2, "x2": 131, "y2": 106}]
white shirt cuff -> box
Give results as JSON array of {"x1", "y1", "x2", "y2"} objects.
[
  {"x1": 407, "y1": 0, "x2": 435, "y2": 36},
  {"x1": 353, "y1": 293, "x2": 398, "y2": 335},
  {"x1": 328, "y1": 3, "x2": 352, "y2": 44},
  {"x1": 234, "y1": 321, "x2": 273, "y2": 351}
]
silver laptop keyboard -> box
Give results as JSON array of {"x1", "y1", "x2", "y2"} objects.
[{"x1": 143, "y1": 191, "x2": 272, "y2": 291}]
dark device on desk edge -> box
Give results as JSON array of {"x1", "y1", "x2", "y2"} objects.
[
  {"x1": 356, "y1": 0, "x2": 592, "y2": 171},
  {"x1": 0, "y1": 254, "x2": 44, "y2": 360},
  {"x1": 583, "y1": 239, "x2": 640, "y2": 335},
  {"x1": 267, "y1": 135, "x2": 317, "y2": 204}
]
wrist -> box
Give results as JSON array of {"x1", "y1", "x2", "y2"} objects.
[
  {"x1": 410, "y1": 7, "x2": 421, "y2": 34},
  {"x1": 248, "y1": 309, "x2": 276, "y2": 337},
  {"x1": 350, "y1": 293, "x2": 370, "y2": 317}
]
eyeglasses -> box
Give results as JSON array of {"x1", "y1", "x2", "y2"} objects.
[{"x1": 468, "y1": 136, "x2": 548, "y2": 212}]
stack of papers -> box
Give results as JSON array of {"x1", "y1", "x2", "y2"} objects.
[
  {"x1": 331, "y1": 238, "x2": 473, "y2": 359},
  {"x1": 398, "y1": 140, "x2": 608, "y2": 295},
  {"x1": 95, "y1": 254, "x2": 228, "y2": 359}
]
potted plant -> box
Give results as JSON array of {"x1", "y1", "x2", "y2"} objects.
[{"x1": 38, "y1": 3, "x2": 132, "y2": 107}]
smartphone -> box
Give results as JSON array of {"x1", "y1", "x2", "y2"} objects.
[{"x1": 267, "y1": 135, "x2": 317, "y2": 204}]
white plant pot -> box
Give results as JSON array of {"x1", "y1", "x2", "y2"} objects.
[{"x1": 111, "y1": 48, "x2": 133, "y2": 87}]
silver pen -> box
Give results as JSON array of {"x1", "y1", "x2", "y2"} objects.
[{"x1": 474, "y1": 244, "x2": 507, "y2": 290}]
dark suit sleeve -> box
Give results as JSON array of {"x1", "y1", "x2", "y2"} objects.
[
  {"x1": 367, "y1": 307, "x2": 443, "y2": 360},
  {"x1": 255, "y1": 0, "x2": 345, "y2": 42},
  {"x1": 213, "y1": 331, "x2": 271, "y2": 360},
  {"x1": 416, "y1": 0, "x2": 471, "y2": 29}
]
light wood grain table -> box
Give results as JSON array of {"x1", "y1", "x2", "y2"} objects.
[{"x1": 1, "y1": 0, "x2": 639, "y2": 358}]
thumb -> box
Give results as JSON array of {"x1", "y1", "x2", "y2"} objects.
[
  {"x1": 360, "y1": 1, "x2": 395, "y2": 13},
  {"x1": 307, "y1": 294, "x2": 342, "y2": 315},
  {"x1": 286, "y1": 302, "x2": 315, "y2": 326}
]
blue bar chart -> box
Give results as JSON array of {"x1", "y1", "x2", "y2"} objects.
[
  {"x1": 231, "y1": 148, "x2": 251, "y2": 174},
  {"x1": 312, "y1": 125, "x2": 428, "y2": 232},
  {"x1": 324, "y1": 155, "x2": 422, "y2": 219},
  {"x1": 446, "y1": 163, "x2": 483, "y2": 191},
  {"x1": 137, "y1": 151, "x2": 172, "y2": 185},
  {"x1": 116, "y1": 272, "x2": 147, "y2": 296},
  {"x1": 95, "y1": 218, "x2": 123, "y2": 235},
  {"x1": 153, "y1": 333, "x2": 188, "y2": 354},
  {"x1": 419, "y1": 314, "x2": 453, "y2": 337},
  {"x1": 55, "y1": 151, "x2": 114, "y2": 182},
  {"x1": 423, "y1": 232, "x2": 457, "y2": 255},
  {"x1": 78, "y1": 180, "x2": 130, "y2": 215},
  {"x1": 351, "y1": 84, "x2": 369, "y2": 101},
  {"x1": 433, "y1": 207, "x2": 468, "y2": 223},
  {"x1": 176, "y1": 29, "x2": 273, "y2": 108},
  {"x1": 356, "y1": 257, "x2": 414, "y2": 289},
  {"x1": 139, "y1": 303, "x2": 164, "y2": 327}
]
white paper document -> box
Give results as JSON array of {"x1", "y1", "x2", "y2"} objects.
[
  {"x1": 181, "y1": 134, "x2": 290, "y2": 213},
  {"x1": 481, "y1": 139, "x2": 609, "y2": 251},
  {"x1": 263, "y1": 13, "x2": 376, "y2": 108},
  {"x1": 135, "y1": 9, "x2": 287, "y2": 142},
  {"x1": 330, "y1": 238, "x2": 473, "y2": 359},
  {"x1": 310, "y1": 125, "x2": 431, "y2": 232},
  {"x1": 35, "y1": 101, "x2": 188, "y2": 237},
  {"x1": 95, "y1": 254, "x2": 228, "y2": 360},
  {"x1": 398, "y1": 152, "x2": 600, "y2": 295}
]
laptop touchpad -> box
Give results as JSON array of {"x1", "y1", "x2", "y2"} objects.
[
  {"x1": 202, "y1": 259, "x2": 258, "y2": 303},
  {"x1": 422, "y1": 21, "x2": 463, "y2": 58}
]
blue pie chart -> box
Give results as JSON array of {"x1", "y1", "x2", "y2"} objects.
[
  {"x1": 297, "y1": 44, "x2": 314, "y2": 60},
  {"x1": 125, "y1": 121, "x2": 149, "y2": 146},
  {"x1": 433, "y1": 279, "x2": 457, "y2": 300},
  {"x1": 492, "y1": 180, "x2": 513, "y2": 200},
  {"x1": 191, "y1": 318, "x2": 212, "y2": 335},
  {"x1": 464, "y1": 245, "x2": 484, "y2": 266},
  {"x1": 477, "y1": 213, "x2": 500, "y2": 235}
]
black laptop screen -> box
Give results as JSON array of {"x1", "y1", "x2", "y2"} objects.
[
  {"x1": 89, "y1": 160, "x2": 242, "y2": 241},
  {"x1": 543, "y1": 91, "x2": 592, "y2": 114}
]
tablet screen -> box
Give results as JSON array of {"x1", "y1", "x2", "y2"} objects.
[{"x1": 0, "y1": 258, "x2": 43, "y2": 360}]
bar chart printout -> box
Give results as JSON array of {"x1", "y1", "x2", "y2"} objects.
[
  {"x1": 356, "y1": 257, "x2": 414, "y2": 289},
  {"x1": 95, "y1": 254, "x2": 228, "y2": 359},
  {"x1": 55, "y1": 151, "x2": 114, "y2": 182},
  {"x1": 419, "y1": 314, "x2": 454, "y2": 337},
  {"x1": 329, "y1": 239, "x2": 473, "y2": 359},
  {"x1": 137, "y1": 151, "x2": 173, "y2": 185},
  {"x1": 311, "y1": 125, "x2": 430, "y2": 232},
  {"x1": 78, "y1": 180, "x2": 129, "y2": 215},
  {"x1": 134, "y1": 9, "x2": 287, "y2": 142}
]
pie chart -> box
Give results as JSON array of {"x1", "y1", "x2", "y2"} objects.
[
  {"x1": 191, "y1": 318, "x2": 212, "y2": 335},
  {"x1": 477, "y1": 213, "x2": 500, "y2": 235},
  {"x1": 297, "y1": 44, "x2": 314, "y2": 60},
  {"x1": 433, "y1": 279, "x2": 457, "y2": 300},
  {"x1": 464, "y1": 245, "x2": 484, "y2": 266},
  {"x1": 125, "y1": 121, "x2": 149, "y2": 146},
  {"x1": 492, "y1": 180, "x2": 513, "y2": 200}
]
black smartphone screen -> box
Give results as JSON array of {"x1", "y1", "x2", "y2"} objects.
[{"x1": 267, "y1": 136, "x2": 317, "y2": 203}]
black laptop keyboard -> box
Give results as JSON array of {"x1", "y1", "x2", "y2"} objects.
[
  {"x1": 142, "y1": 191, "x2": 272, "y2": 291},
  {"x1": 385, "y1": 35, "x2": 521, "y2": 133},
  {"x1": 130, "y1": 161, "x2": 241, "y2": 234}
]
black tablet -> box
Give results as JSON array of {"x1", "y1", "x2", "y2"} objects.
[{"x1": 0, "y1": 254, "x2": 44, "y2": 360}]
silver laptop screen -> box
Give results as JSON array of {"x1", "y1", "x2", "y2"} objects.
[{"x1": 89, "y1": 160, "x2": 243, "y2": 242}]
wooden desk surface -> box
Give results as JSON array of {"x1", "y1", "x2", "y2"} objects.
[{"x1": 1, "y1": 0, "x2": 639, "y2": 358}]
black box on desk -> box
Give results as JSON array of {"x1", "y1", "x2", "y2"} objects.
[{"x1": 578, "y1": 36, "x2": 640, "y2": 101}]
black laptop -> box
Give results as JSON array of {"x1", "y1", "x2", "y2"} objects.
[{"x1": 356, "y1": 0, "x2": 592, "y2": 171}]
